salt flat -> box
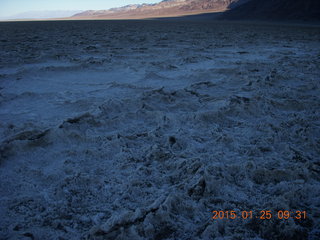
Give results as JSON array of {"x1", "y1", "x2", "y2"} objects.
[{"x1": 0, "y1": 20, "x2": 319, "y2": 239}]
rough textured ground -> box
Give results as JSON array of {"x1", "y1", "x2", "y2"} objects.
[{"x1": 0, "y1": 20, "x2": 320, "y2": 239}]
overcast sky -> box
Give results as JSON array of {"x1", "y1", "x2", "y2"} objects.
[{"x1": 0, "y1": 0, "x2": 161, "y2": 18}]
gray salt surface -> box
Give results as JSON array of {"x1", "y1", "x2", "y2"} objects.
[{"x1": 0, "y1": 20, "x2": 320, "y2": 239}]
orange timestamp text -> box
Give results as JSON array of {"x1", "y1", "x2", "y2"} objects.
[{"x1": 212, "y1": 210, "x2": 307, "y2": 220}]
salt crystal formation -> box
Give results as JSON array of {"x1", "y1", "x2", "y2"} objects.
[{"x1": 0, "y1": 20, "x2": 319, "y2": 239}]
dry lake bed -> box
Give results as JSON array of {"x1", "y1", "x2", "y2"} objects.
[{"x1": 0, "y1": 20, "x2": 319, "y2": 239}]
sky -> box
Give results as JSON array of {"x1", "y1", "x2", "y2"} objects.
[{"x1": 0, "y1": 0, "x2": 161, "y2": 18}]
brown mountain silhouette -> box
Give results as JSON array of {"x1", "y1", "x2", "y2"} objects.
[{"x1": 71, "y1": 0, "x2": 245, "y2": 19}]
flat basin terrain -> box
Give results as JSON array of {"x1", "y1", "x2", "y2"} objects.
[{"x1": 0, "y1": 20, "x2": 319, "y2": 239}]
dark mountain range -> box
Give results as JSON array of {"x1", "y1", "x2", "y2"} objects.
[
  {"x1": 70, "y1": 0, "x2": 320, "y2": 21},
  {"x1": 222, "y1": 0, "x2": 320, "y2": 20}
]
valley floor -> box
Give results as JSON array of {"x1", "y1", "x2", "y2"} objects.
[{"x1": 0, "y1": 20, "x2": 319, "y2": 239}]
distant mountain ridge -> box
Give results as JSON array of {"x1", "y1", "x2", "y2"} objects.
[
  {"x1": 7, "y1": 10, "x2": 82, "y2": 20},
  {"x1": 4, "y1": 0, "x2": 319, "y2": 21},
  {"x1": 70, "y1": 0, "x2": 320, "y2": 21},
  {"x1": 71, "y1": 0, "x2": 245, "y2": 19}
]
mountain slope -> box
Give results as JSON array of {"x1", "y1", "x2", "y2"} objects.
[
  {"x1": 222, "y1": 0, "x2": 320, "y2": 20},
  {"x1": 71, "y1": 0, "x2": 245, "y2": 19}
]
